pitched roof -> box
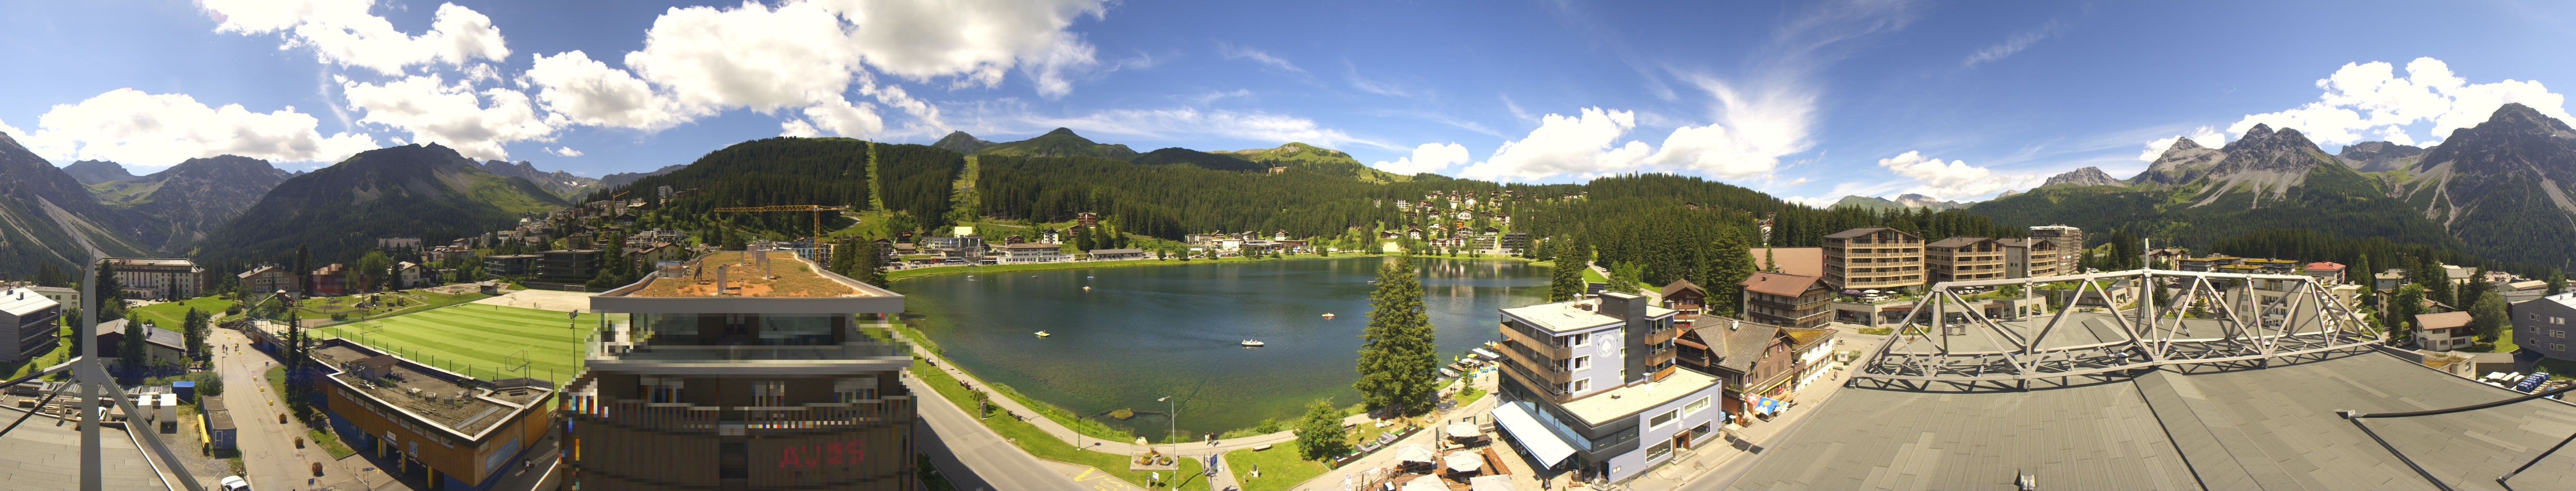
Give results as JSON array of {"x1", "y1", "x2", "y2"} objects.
[
  {"x1": 1746, "y1": 247, "x2": 1824, "y2": 277},
  {"x1": 1695, "y1": 319, "x2": 1783, "y2": 373},
  {"x1": 1659, "y1": 279, "x2": 1705, "y2": 298},
  {"x1": 2414, "y1": 311, "x2": 2472, "y2": 330},
  {"x1": 1740, "y1": 271, "x2": 1823, "y2": 297},
  {"x1": 1823, "y1": 227, "x2": 1896, "y2": 239},
  {"x1": 1926, "y1": 236, "x2": 1991, "y2": 249},
  {"x1": 2304, "y1": 261, "x2": 2347, "y2": 271}
]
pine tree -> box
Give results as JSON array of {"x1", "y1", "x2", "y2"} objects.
[
  {"x1": 1707, "y1": 233, "x2": 1755, "y2": 317},
  {"x1": 851, "y1": 239, "x2": 887, "y2": 286},
  {"x1": 2388, "y1": 285, "x2": 2425, "y2": 342},
  {"x1": 2551, "y1": 269, "x2": 2567, "y2": 296},
  {"x1": 184, "y1": 308, "x2": 208, "y2": 363},
  {"x1": 1354, "y1": 259, "x2": 1437, "y2": 416},
  {"x1": 1548, "y1": 241, "x2": 1584, "y2": 302},
  {"x1": 2470, "y1": 291, "x2": 2507, "y2": 343},
  {"x1": 92, "y1": 259, "x2": 125, "y2": 321},
  {"x1": 120, "y1": 313, "x2": 147, "y2": 373}
]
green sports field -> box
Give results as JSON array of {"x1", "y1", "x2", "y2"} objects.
[{"x1": 311, "y1": 304, "x2": 610, "y2": 383}]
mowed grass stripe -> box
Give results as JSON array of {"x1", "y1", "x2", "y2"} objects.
[{"x1": 313, "y1": 304, "x2": 602, "y2": 380}]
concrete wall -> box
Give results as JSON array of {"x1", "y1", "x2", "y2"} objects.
[{"x1": 1600, "y1": 383, "x2": 1725, "y2": 483}]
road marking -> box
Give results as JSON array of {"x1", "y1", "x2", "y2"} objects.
[{"x1": 1076, "y1": 468, "x2": 1094, "y2": 480}]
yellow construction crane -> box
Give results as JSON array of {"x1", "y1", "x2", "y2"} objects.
[{"x1": 712, "y1": 205, "x2": 853, "y2": 240}]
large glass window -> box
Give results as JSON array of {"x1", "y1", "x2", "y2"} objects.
[
  {"x1": 1683, "y1": 397, "x2": 1711, "y2": 417},
  {"x1": 1647, "y1": 440, "x2": 1673, "y2": 462},
  {"x1": 1649, "y1": 409, "x2": 1678, "y2": 428}
]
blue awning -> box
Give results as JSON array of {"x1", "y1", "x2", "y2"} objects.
[{"x1": 1492, "y1": 402, "x2": 1577, "y2": 468}]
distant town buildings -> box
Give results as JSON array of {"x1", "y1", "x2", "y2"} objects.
[
  {"x1": 2026, "y1": 224, "x2": 2083, "y2": 269},
  {"x1": 2302, "y1": 261, "x2": 2349, "y2": 284},
  {"x1": 104, "y1": 257, "x2": 203, "y2": 300},
  {"x1": 538, "y1": 249, "x2": 602, "y2": 283},
  {"x1": 1739, "y1": 271, "x2": 1831, "y2": 329},
  {"x1": 1925, "y1": 237, "x2": 2004, "y2": 284},
  {"x1": 1996, "y1": 237, "x2": 2059, "y2": 279},
  {"x1": 237, "y1": 265, "x2": 298, "y2": 297},
  {"x1": 2414, "y1": 311, "x2": 2476, "y2": 351},
  {"x1": 377, "y1": 237, "x2": 423, "y2": 250},
  {"x1": 311, "y1": 263, "x2": 352, "y2": 296},
  {"x1": 996, "y1": 243, "x2": 1064, "y2": 263}
]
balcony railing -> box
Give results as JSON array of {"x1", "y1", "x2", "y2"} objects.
[
  {"x1": 595, "y1": 341, "x2": 909, "y2": 363},
  {"x1": 574, "y1": 398, "x2": 904, "y2": 432}
]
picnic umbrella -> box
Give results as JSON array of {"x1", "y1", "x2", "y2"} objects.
[
  {"x1": 1394, "y1": 444, "x2": 1437, "y2": 463},
  {"x1": 1402, "y1": 477, "x2": 1450, "y2": 491},
  {"x1": 1445, "y1": 451, "x2": 1484, "y2": 473},
  {"x1": 1447, "y1": 421, "x2": 1479, "y2": 439}
]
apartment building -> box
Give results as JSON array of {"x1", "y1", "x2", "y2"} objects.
[
  {"x1": 996, "y1": 243, "x2": 1065, "y2": 263},
  {"x1": 1738, "y1": 271, "x2": 1831, "y2": 329},
  {"x1": 1924, "y1": 237, "x2": 2005, "y2": 284},
  {"x1": 1492, "y1": 292, "x2": 1720, "y2": 483},
  {"x1": 2027, "y1": 224, "x2": 2084, "y2": 269},
  {"x1": 1997, "y1": 238, "x2": 2060, "y2": 279},
  {"x1": 2515, "y1": 292, "x2": 2576, "y2": 361},
  {"x1": 236, "y1": 265, "x2": 299, "y2": 298},
  {"x1": 2414, "y1": 312, "x2": 2476, "y2": 351},
  {"x1": 566, "y1": 249, "x2": 916, "y2": 490},
  {"x1": 538, "y1": 249, "x2": 602, "y2": 283},
  {"x1": 104, "y1": 257, "x2": 203, "y2": 300},
  {"x1": 0, "y1": 288, "x2": 62, "y2": 363},
  {"x1": 1820, "y1": 227, "x2": 1924, "y2": 291}
]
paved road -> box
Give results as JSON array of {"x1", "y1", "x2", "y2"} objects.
[
  {"x1": 209, "y1": 327, "x2": 366, "y2": 491},
  {"x1": 906, "y1": 374, "x2": 1099, "y2": 491}
]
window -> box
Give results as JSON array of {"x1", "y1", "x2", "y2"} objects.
[
  {"x1": 2557, "y1": 344, "x2": 2567, "y2": 351},
  {"x1": 644, "y1": 377, "x2": 683, "y2": 404},
  {"x1": 1570, "y1": 356, "x2": 1590, "y2": 370},
  {"x1": 1649, "y1": 409, "x2": 1679, "y2": 428},
  {"x1": 1646, "y1": 440, "x2": 1673, "y2": 462},
  {"x1": 836, "y1": 377, "x2": 878, "y2": 403},
  {"x1": 1567, "y1": 333, "x2": 1590, "y2": 347},
  {"x1": 2557, "y1": 317, "x2": 2567, "y2": 325},
  {"x1": 1683, "y1": 397, "x2": 1711, "y2": 417},
  {"x1": 754, "y1": 381, "x2": 786, "y2": 407},
  {"x1": 1566, "y1": 379, "x2": 1590, "y2": 394}
]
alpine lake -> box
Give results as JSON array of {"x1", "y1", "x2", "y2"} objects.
[{"x1": 894, "y1": 256, "x2": 1549, "y2": 441}]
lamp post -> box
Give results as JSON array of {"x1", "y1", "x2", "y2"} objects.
[{"x1": 1157, "y1": 396, "x2": 1176, "y2": 460}]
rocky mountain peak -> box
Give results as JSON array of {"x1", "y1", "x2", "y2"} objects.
[
  {"x1": 2335, "y1": 141, "x2": 2426, "y2": 172},
  {"x1": 63, "y1": 160, "x2": 140, "y2": 184},
  {"x1": 2482, "y1": 103, "x2": 2574, "y2": 134},
  {"x1": 2042, "y1": 166, "x2": 2123, "y2": 187},
  {"x1": 931, "y1": 130, "x2": 997, "y2": 154},
  {"x1": 1043, "y1": 127, "x2": 1081, "y2": 138}
]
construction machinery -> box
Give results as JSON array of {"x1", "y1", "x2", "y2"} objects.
[{"x1": 711, "y1": 205, "x2": 853, "y2": 241}]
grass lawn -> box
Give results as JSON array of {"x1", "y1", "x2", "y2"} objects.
[
  {"x1": 1455, "y1": 386, "x2": 1487, "y2": 407},
  {"x1": 310, "y1": 304, "x2": 603, "y2": 382},
  {"x1": 2462, "y1": 329, "x2": 2519, "y2": 354},
  {"x1": 130, "y1": 296, "x2": 237, "y2": 331},
  {"x1": 266, "y1": 365, "x2": 286, "y2": 395},
  {"x1": 309, "y1": 428, "x2": 355, "y2": 458},
  {"x1": 303, "y1": 290, "x2": 494, "y2": 327},
  {"x1": 1582, "y1": 266, "x2": 1607, "y2": 284},
  {"x1": 4, "y1": 333, "x2": 71, "y2": 379},
  {"x1": 1224, "y1": 446, "x2": 1330, "y2": 491},
  {"x1": 913, "y1": 359, "x2": 1209, "y2": 491},
  {"x1": 896, "y1": 328, "x2": 1133, "y2": 442}
]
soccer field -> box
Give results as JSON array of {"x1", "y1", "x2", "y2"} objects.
[{"x1": 312, "y1": 304, "x2": 611, "y2": 383}]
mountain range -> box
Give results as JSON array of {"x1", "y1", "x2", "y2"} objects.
[
  {"x1": 478, "y1": 160, "x2": 600, "y2": 199},
  {"x1": 1982, "y1": 103, "x2": 2576, "y2": 269},
  {"x1": 194, "y1": 143, "x2": 569, "y2": 269},
  {"x1": 1829, "y1": 194, "x2": 1965, "y2": 211},
  {"x1": 89, "y1": 155, "x2": 296, "y2": 252}
]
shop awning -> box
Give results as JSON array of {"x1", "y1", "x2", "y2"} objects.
[{"x1": 1491, "y1": 402, "x2": 1577, "y2": 468}]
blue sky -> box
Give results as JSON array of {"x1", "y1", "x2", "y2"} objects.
[{"x1": 3, "y1": 0, "x2": 2572, "y2": 204}]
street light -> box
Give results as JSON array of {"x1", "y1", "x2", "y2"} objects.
[{"x1": 1157, "y1": 396, "x2": 1176, "y2": 461}]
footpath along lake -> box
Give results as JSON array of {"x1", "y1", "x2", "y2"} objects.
[{"x1": 895, "y1": 256, "x2": 1548, "y2": 440}]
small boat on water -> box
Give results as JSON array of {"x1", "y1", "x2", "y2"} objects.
[
  {"x1": 1241, "y1": 339, "x2": 1266, "y2": 347},
  {"x1": 1035, "y1": 331, "x2": 1051, "y2": 337},
  {"x1": 1321, "y1": 313, "x2": 1336, "y2": 318},
  {"x1": 1082, "y1": 286, "x2": 1092, "y2": 291}
]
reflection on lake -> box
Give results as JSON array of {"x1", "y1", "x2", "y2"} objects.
[{"x1": 895, "y1": 257, "x2": 1548, "y2": 440}]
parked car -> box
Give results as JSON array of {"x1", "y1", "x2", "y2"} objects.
[{"x1": 219, "y1": 476, "x2": 252, "y2": 491}]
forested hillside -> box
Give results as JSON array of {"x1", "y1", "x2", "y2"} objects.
[
  {"x1": 196, "y1": 143, "x2": 568, "y2": 272},
  {"x1": 597, "y1": 138, "x2": 961, "y2": 239}
]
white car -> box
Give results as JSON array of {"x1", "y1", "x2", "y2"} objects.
[{"x1": 218, "y1": 476, "x2": 252, "y2": 491}]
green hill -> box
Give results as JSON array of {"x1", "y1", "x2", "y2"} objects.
[
  {"x1": 598, "y1": 137, "x2": 965, "y2": 237},
  {"x1": 1213, "y1": 142, "x2": 1407, "y2": 183},
  {"x1": 971, "y1": 128, "x2": 1139, "y2": 160},
  {"x1": 196, "y1": 143, "x2": 569, "y2": 269}
]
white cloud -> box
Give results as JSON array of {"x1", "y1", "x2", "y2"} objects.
[
  {"x1": 1643, "y1": 77, "x2": 1814, "y2": 179},
  {"x1": 624, "y1": 0, "x2": 864, "y2": 117},
  {"x1": 1457, "y1": 107, "x2": 1653, "y2": 181},
  {"x1": 1372, "y1": 142, "x2": 1470, "y2": 175},
  {"x1": 526, "y1": 50, "x2": 682, "y2": 130},
  {"x1": 545, "y1": 146, "x2": 583, "y2": 157},
  {"x1": 198, "y1": 0, "x2": 509, "y2": 75},
  {"x1": 1874, "y1": 151, "x2": 2041, "y2": 200},
  {"x1": 1962, "y1": 19, "x2": 2063, "y2": 68},
  {"x1": 338, "y1": 74, "x2": 552, "y2": 161},
  {"x1": 801, "y1": 97, "x2": 886, "y2": 138},
  {"x1": 822, "y1": 0, "x2": 1107, "y2": 96},
  {"x1": 2231, "y1": 57, "x2": 2571, "y2": 146},
  {"x1": 780, "y1": 118, "x2": 821, "y2": 138},
  {"x1": 9, "y1": 88, "x2": 377, "y2": 167},
  {"x1": 2137, "y1": 126, "x2": 2225, "y2": 162},
  {"x1": 1218, "y1": 43, "x2": 1303, "y2": 73}
]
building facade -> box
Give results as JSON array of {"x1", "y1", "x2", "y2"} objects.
[
  {"x1": 566, "y1": 249, "x2": 916, "y2": 491},
  {"x1": 105, "y1": 257, "x2": 203, "y2": 300},
  {"x1": 237, "y1": 266, "x2": 299, "y2": 297},
  {"x1": 995, "y1": 243, "x2": 1064, "y2": 263},
  {"x1": 1925, "y1": 237, "x2": 2004, "y2": 284},
  {"x1": 2515, "y1": 292, "x2": 2576, "y2": 360},
  {"x1": 1997, "y1": 238, "x2": 2060, "y2": 279},
  {"x1": 539, "y1": 249, "x2": 603, "y2": 283},
  {"x1": 1491, "y1": 292, "x2": 1720, "y2": 483},
  {"x1": 1739, "y1": 272, "x2": 1831, "y2": 329},
  {"x1": 484, "y1": 255, "x2": 540, "y2": 278},
  {"x1": 2414, "y1": 312, "x2": 2476, "y2": 351},
  {"x1": 1821, "y1": 227, "x2": 1924, "y2": 291},
  {"x1": 2026, "y1": 225, "x2": 2083, "y2": 270},
  {"x1": 0, "y1": 288, "x2": 62, "y2": 363},
  {"x1": 312, "y1": 263, "x2": 352, "y2": 296}
]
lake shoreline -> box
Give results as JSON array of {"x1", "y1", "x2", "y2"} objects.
[{"x1": 886, "y1": 251, "x2": 1548, "y2": 282}]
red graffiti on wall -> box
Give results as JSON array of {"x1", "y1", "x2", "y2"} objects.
[{"x1": 776, "y1": 441, "x2": 866, "y2": 468}]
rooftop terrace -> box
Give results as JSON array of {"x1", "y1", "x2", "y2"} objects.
[
  {"x1": 312, "y1": 342, "x2": 552, "y2": 439},
  {"x1": 1558, "y1": 367, "x2": 1717, "y2": 426},
  {"x1": 616, "y1": 250, "x2": 875, "y2": 298}
]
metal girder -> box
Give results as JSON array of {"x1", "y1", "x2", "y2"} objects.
[{"x1": 1853, "y1": 268, "x2": 2383, "y2": 388}]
